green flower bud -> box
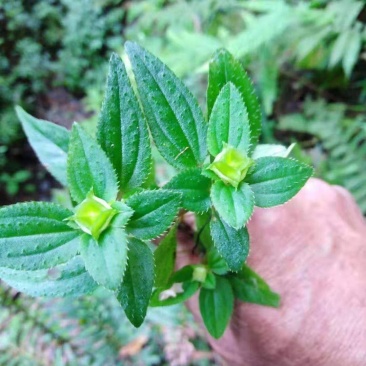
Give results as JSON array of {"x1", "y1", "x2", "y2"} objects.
[
  {"x1": 69, "y1": 191, "x2": 118, "y2": 240},
  {"x1": 208, "y1": 144, "x2": 254, "y2": 188},
  {"x1": 192, "y1": 265, "x2": 208, "y2": 283}
]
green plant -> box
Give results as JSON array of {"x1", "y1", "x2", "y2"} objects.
[{"x1": 1, "y1": 43, "x2": 312, "y2": 339}]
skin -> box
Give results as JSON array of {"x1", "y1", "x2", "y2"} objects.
[{"x1": 177, "y1": 178, "x2": 366, "y2": 366}]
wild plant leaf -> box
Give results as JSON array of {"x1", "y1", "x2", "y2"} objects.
[
  {"x1": 80, "y1": 216, "x2": 128, "y2": 291},
  {"x1": 206, "y1": 247, "x2": 229, "y2": 275},
  {"x1": 150, "y1": 281, "x2": 199, "y2": 307},
  {"x1": 154, "y1": 226, "x2": 177, "y2": 288},
  {"x1": 67, "y1": 123, "x2": 118, "y2": 203},
  {"x1": 164, "y1": 169, "x2": 211, "y2": 212},
  {"x1": 125, "y1": 42, "x2": 207, "y2": 169},
  {"x1": 0, "y1": 256, "x2": 98, "y2": 297},
  {"x1": 229, "y1": 264, "x2": 280, "y2": 307},
  {"x1": 202, "y1": 271, "x2": 216, "y2": 290},
  {"x1": 246, "y1": 157, "x2": 313, "y2": 207},
  {"x1": 207, "y1": 49, "x2": 261, "y2": 149},
  {"x1": 169, "y1": 265, "x2": 194, "y2": 284},
  {"x1": 126, "y1": 190, "x2": 181, "y2": 240},
  {"x1": 199, "y1": 276, "x2": 234, "y2": 339},
  {"x1": 211, "y1": 181, "x2": 254, "y2": 229},
  {"x1": 97, "y1": 53, "x2": 151, "y2": 193},
  {"x1": 0, "y1": 202, "x2": 80, "y2": 271},
  {"x1": 117, "y1": 238, "x2": 154, "y2": 327},
  {"x1": 207, "y1": 82, "x2": 251, "y2": 156},
  {"x1": 16, "y1": 106, "x2": 69, "y2": 186},
  {"x1": 210, "y1": 213, "x2": 249, "y2": 272}
]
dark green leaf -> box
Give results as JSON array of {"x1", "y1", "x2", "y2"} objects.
[
  {"x1": 150, "y1": 281, "x2": 199, "y2": 307},
  {"x1": 164, "y1": 169, "x2": 211, "y2": 212},
  {"x1": 0, "y1": 202, "x2": 79, "y2": 271},
  {"x1": 117, "y1": 238, "x2": 154, "y2": 327},
  {"x1": 199, "y1": 276, "x2": 234, "y2": 338},
  {"x1": 67, "y1": 123, "x2": 118, "y2": 203},
  {"x1": 125, "y1": 42, "x2": 207, "y2": 169},
  {"x1": 126, "y1": 190, "x2": 181, "y2": 240},
  {"x1": 154, "y1": 226, "x2": 177, "y2": 288},
  {"x1": 97, "y1": 53, "x2": 151, "y2": 193},
  {"x1": 211, "y1": 181, "x2": 254, "y2": 229},
  {"x1": 16, "y1": 106, "x2": 69, "y2": 186},
  {"x1": 229, "y1": 264, "x2": 280, "y2": 307},
  {"x1": 0, "y1": 256, "x2": 98, "y2": 297},
  {"x1": 210, "y1": 213, "x2": 249, "y2": 272},
  {"x1": 246, "y1": 157, "x2": 313, "y2": 207},
  {"x1": 169, "y1": 265, "x2": 194, "y2": 284},
  {"x1": 207, "y1": 82, "x2": 251, "y2": 156},
  {"x1": 207, "y1": 49, "x2": 261, "y2": 149}
]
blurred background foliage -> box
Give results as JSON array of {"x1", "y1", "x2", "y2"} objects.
[{"x1": 0, "y1": 0, "x2": 366, "y2": 364}]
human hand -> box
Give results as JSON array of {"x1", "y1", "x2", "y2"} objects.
[{"x1": 177, "y1": 178, "x2": 366, "y2": 366}]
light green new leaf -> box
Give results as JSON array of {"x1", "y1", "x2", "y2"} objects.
[
  {"x1": 207, "y1": 49, "x2": 261, "y2": 149},
  {"x1": 97, "y1": 53, "x2": 151, "y2": 193},
  {"x1": 67, "y1": 123, "x2": 118, "y2": 203},
  {"x1": 126, "y1": 190, "x2": 181, "y2": 240},
  {"x1": 125, "y1": 42, "x2": 207, "y2": 169},
  {"x1": 164, "y1": 169, "x2": 211, "y2": 212},
  {"x1": 80, "y1": 215, "x2": 128, "y2": 291},
  {"x1": 210, "y1": 213, "x2": 249, "y2": 272},
  {"x1": 208, "y1": 82, "x2": 251, "y2": 156},
  {"x1": 0, "y1": 202, "x2": 80, "y2": 271},
  {"x1": 211, "y1": 181, "x2": 254, "y2": 229},
  {"x1": 154, "y1": 226, "x2": 177, "y2": 288},
  {"x1": 117, "y1": 238, "x2": 154, "y2": 327},
  {"x1": 246, "y1": 157, "x2": 313, "y2": 208},
  {"x1": 0, "y1": 256, "x2": 98, "y2": 297},
  {"x1": 16, "y1": 106, "x2": 69, "y2": 186},
  {"x1": 150, "y1": 281, "x2": 199, "y2": 307},
  {"x1": 199, "y1": 276, "x2": 234, "y2": 339},
  {"x1": 229, "y1": 264, "x2": 280, "y2": 307}
]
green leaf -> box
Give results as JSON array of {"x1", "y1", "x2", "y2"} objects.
[
  {"x1": 16, "y1": 106, "x2": 69, "y2": 186},
  {"x1": 126, "y1": 190, "x2": 181, "y2": 240},
  {"x1": 169, "y1": 265, "x2": 194, "y2": 284},
  {"x1": 252, "y1": 143, "x2": 295, "y2": 159},
  {"x1": 211, "y1": 181, "x2": 254, "y2": 229},
  {"x1": 207, "y1": 49, "x2": 261, "y2": 149},
  {"x1": 97, "y1": 53, "x2": 151, "y2": 193},
  {"x1": 206, "y1": 247, "x2": 229, "y2": 275},
  {"x1": 0, "y1": 256, "x2": 98, "y2": 297},
  {"x1": 229, "y1": 264, "x2": 280, "y2": 307},
  {"x1": 154, "y1": 226, "x2": 177, "y2": 288},
  {"x1": 207, "y1": 82, "x2": 251, "y2": 156},
  {"x1": 125, "y1": 42, "x2": 207, "y2": 169},
  {"x1": 150, "y1": 281, "x2": 199, "y2": 307},
  {"x1": 164, "y1": 169, "x2": 211, "y2": 212},
  {"x1": 210, "y1": 213, "x2": 249, "y2": 272},
  {"x1": 202, "y1": 271, "x2": 216, "y2": 290},
  {"x1": 246, "y1": 157, "x2": 313, "y2": 208},
  {"x1": 67, "y1": 123, "x2": 118, "y2": 203},
  {"x1": 0, "y1": 202, "x2": 80, "y2": 271},
  {"x1": 199, "y1": 276, "x2": 234, "y2": 339},
  {"x1": 80, "y1": 214, "x2": 129, "y2": 291},
  {"x1": 117, "y1": 238, "x2": 154, "y2": 327}
]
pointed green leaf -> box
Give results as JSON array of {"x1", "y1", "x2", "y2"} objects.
[
  {"x1": 67, "y1": 123, "x2": 118, "y2": 203},
  {"x1": 246, "y1": 157, "x2": 313, "y2": 208},
  {"x1": 229, "y1": 264, "x2": 280, "y2": 307},
  {"x1": 164, "y1": 169, "x2": 211, "y2": 213},
  {"x1": 202, "y1": 271, "x2": 216, "y2": 290},
  {"x1": 117, "y1": 238, "x2": 154, "y2": 327},
  {"x1": 207, "y1": 49, "x2": 261, "y2": 149},
  {"x1": 199, "y1": 276, "x2": 234, "y2": 339},
  {"x1": 126, "y1": 190, "x2": 181, "y2": 240},
  {"x1": 16, "y1": 106, "x2": 69, "y2": 185},
  {"x1": 80, "y1": 215, "x2": 128, "y2": 291},
  {"x1": 210, "y1": 213, "x2": 249, "y2": 272},
  {"x1": 208, "y1": 82, "x2": 251, "y2": 156},
  {"x1": 211, "y1": 181, "x2": 254, "y2": 229},
  {"x1": 206, "y1": 247, "x2": 229, "y2": 275},
  {"x1": 0, "y1": 202, "x2": 80, "y2": 271},
  {"x1": 150, "y1": 281, "x2": 199, "y2": 307},
  {"x1": 0, "y1": 256, "x2": 98, "y2": 297},
  {"x1": 154, "y1": 226, "x2": 177, "y2": 288},
  {"x1": 97, "y1": 53, "x2": 151, "y2": 193},
  {"x1": 125, "y1": 42, "x2": 207, "y2": 169}
]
